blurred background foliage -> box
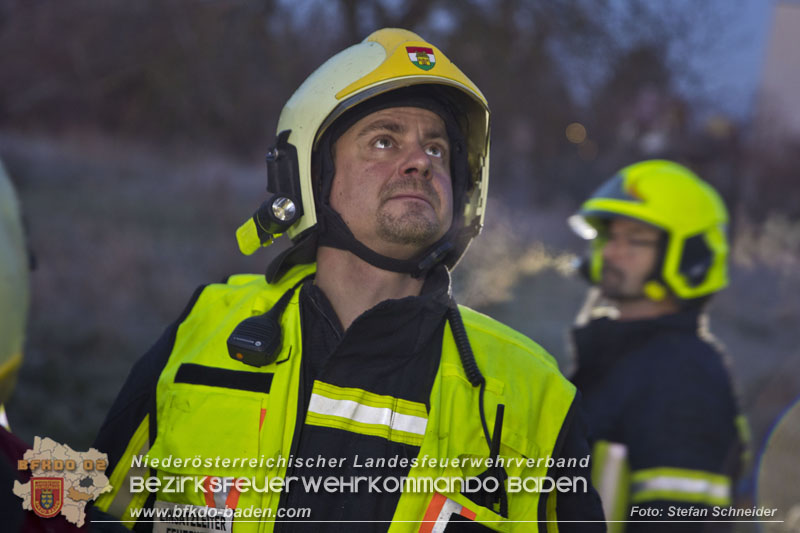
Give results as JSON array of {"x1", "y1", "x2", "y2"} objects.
[{"x1": 1, "y1": 0, "x2": 799, "y2": 527}]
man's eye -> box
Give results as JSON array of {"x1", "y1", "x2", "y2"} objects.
[
  {"x1": 374, "y1": 138, "x2": 392, "y2": 149},
  {"x1": 425, "y1": 145, "x2": 443, "y2": 157}
]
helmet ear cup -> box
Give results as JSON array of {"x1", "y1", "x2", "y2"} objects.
[{"x1": 679, "y1": 233, "x2": 714, "y2": 288}]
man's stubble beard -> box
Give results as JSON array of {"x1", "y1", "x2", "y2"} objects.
[
  {"x1": 375, "y1": 176, "x2": 449, "y2": 246},
  {"x1": 600, "y1": 265, "x2": 647, "y2": 302},
  {"x1": 600, "y1": 284, "x2": 647, "y2": 302},
  {"x1": 376, "y1": 203, "x2": 443, "y2": 246}
]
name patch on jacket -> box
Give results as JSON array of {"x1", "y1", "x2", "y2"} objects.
[
  {"x1": 174, "y1": 363, "x2": 273, "y2": 393},
  {"x1": 152, "y1": 501, "x2": 233, "y2": 533}
]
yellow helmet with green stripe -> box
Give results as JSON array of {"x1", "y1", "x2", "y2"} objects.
[
  {"x1": 236, "y1": 28, "x2": 490, "y2": 279},
  {"x1": 570, "y1": 160, "x2": 729, "y2": 300}
]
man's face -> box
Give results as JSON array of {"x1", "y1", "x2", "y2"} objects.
[
  {"x1": 599, "y1": 217, "x2": 662, "y2": 300},
  {"x1": 329, "y1": 106, "x2": 454, "y2": 260}
]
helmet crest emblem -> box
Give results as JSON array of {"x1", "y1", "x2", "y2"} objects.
[{"x1": 406, "y1": 46, "x2": 436, "y2": 71}]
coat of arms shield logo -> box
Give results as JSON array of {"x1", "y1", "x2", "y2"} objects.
[
  {"x1": 31, "y1": 477, "x2": 64, "y2": 518},
  {"x1": 406, "y1": 46, "x2": 436, "y2": 71}
]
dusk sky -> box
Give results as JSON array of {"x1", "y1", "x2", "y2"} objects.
[{"x1": 696, "y1": 0, "x2": 775, "y2": 120}]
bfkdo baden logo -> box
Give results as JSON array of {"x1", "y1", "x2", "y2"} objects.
[
  {"x1": 13, "y1": 436, "x2": 112, "y2": 527},
  {"x1": 31, "y1": 477, "x2": 64, "y2": 518}
]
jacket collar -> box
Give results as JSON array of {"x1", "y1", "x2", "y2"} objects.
[
  {"x1": 571, "y1": 308, "x2": 702, "y2": 381},
  {"x1": 303, "y1": 264, "x2": 452, "y2": 356}
]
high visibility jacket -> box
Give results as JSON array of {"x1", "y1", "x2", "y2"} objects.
[{"x1": 95, "y1": 264, "x2": 582, "y2": 532}]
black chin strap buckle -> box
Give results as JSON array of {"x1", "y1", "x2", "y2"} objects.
[{"x1": 414, "y1": 241, "x2": 454, "y2": 277}]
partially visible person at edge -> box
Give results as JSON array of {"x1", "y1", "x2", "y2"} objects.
[
  {"x1": 90, "y1": 29, "x2": 605, "y2": 532},
  {"x1": 567, "y1": 160, "x2": 749, "y2": 532},
  {"x1": 0, "y1": 160, "x2": 84, "y2": 532}
]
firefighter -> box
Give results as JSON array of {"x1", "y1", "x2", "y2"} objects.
[
  {"x1": 0, "y1": 161, "x2": 87, "y2": 531},
  {"x1": 569, "y1": 160, "x2": 748, "y2": 532},
  {"x1": 0, "y1": 159, "x2": 30, "y2": 531},
  {"x1": 93, "y1": 29, "x2": 604, "y2": 531}
]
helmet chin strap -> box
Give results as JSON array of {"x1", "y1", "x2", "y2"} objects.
[
  {"x1": 312, "y1": 91, "x2": 469, "y2": 278},
  {"x1": 317, "y1": 203, "x2": 454, "y2": 278}
]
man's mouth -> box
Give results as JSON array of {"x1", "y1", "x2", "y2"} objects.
[
  {"x1": 389, "y1": 193, "x2": 432, "y2": 204},
  {"x1": 602, "y1": 264, "x2": 624, "y2": 282},
  {"x1": 381, "y1": 178, "x2": 440, "y2": 209}
]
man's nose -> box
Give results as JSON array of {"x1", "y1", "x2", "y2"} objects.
[{"x1": 400, "y1": 143, "x2": 432, "y2": 178}]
